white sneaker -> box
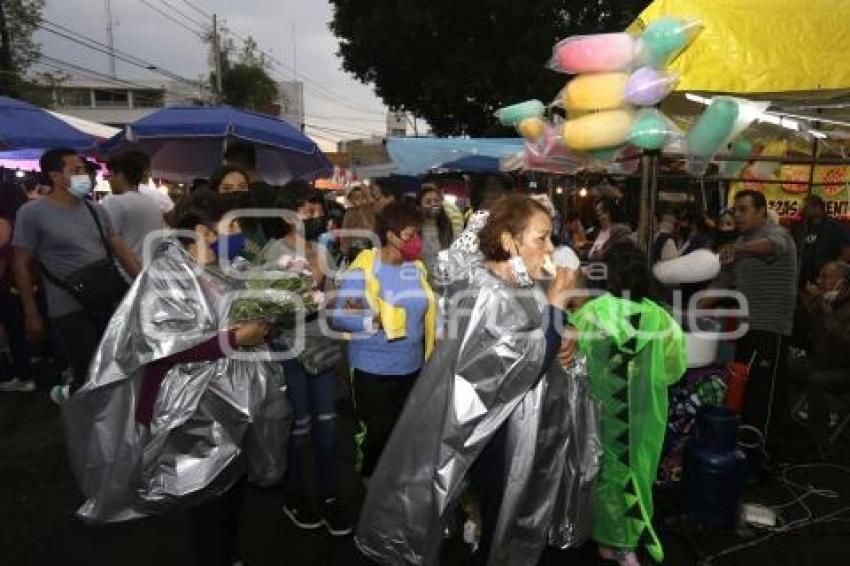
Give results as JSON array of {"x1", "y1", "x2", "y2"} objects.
[
  {"x1": 49, "y1": 384, "x2": 70, "y2": 405},
  {"x1": 0, "y1": 378, "x2": 36, "y2": 392}
]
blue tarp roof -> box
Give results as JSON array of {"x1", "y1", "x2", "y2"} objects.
[
  {"x1": 0, "y1": 96, "x2": 95, "y2": 153},
  {"x1": 438, "y1": 155, "x2": 502, "y2": 173},
  {"x1": 387, "y1": 137, "x2": 523, "y2": 176}
]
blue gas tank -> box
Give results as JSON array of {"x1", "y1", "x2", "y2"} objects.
[{"x1": 680, "y1": 406, "x2": 747, "y2": 528}]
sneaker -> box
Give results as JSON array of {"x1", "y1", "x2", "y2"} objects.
[
  {"x1": 49, "y1": 384, "x2": 70, "y2": 405},
  {"x1": 0, "y1": 378, "x2": 36, "y2": 392},
  {"x1": 320, "y1": 498, "x2": 352, "y2": 537},
  {"x1": 283, "y1": 494, "x2": 322, "y2": 530}
]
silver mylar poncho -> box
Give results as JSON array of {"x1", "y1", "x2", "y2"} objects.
[
  {"x1": 63, "y1": 239, "x2": 291, "y2": 524},
  {"x1": 355, "y1": 264, "x2": 601, "y2": 566}
]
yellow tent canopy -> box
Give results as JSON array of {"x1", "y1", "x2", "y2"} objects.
[{"x1": 629, "y1": 0, "x2": 850, "y2": 97}]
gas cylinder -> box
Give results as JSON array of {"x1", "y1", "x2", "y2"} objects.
[{"x1": 680, "y1": 406, "x2": 747, "y2": 528}]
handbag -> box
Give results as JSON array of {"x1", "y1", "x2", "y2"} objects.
[
  {"x1": 278, "y1": 315, "x2": 345, "y2": 376},
  {"x1": 39, "y1": 201, "x2": 129, "y2": 332}
]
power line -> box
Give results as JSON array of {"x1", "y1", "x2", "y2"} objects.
[
  {"x1": 137, "y1": 0, "x2": 205, "y2": 38},
  {"x1": 39, "y1": 19, "x2": 207, "y2": 91},
  {"x1": 306, "y1": 123, "x2": 380, "y2": 138},
  {"x1": 37, "y1": 55, "x2": 201, "y2": 101},
  {"x1": 153, "y1": 0, "x2": 208, "y2": 30},
  {"x1": 179, "y1": 0, "x2": 211, "y2": 19},
  {"x1": 306, "y1": 114, "x2": 388, "y2": 124}
]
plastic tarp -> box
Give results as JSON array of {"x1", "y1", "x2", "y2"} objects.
[
  {"x1": 387, "y1": 137, "x2": 525, "y2": 176},
  {"x1": 438, "y1": 155, "x2": 502, "y2": 173},
  {"x1": 0, "y1": 96, "x2": 95, "y2": 153},
  {"x1": 47, "y1": 111, "x2": 120, "y2": 140},
  {"x1": 100, "y1": 105, "x2": 332, "y2": 183},
  {"x1": 629, "y1": 0, "x2": 850, "y2": 96}
]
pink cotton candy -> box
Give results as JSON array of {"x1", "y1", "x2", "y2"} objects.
[{"x1": 550, "y1": 33, "x2": 637, "y2": 74}]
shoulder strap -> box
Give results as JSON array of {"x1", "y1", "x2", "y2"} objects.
[{"x1": 82, "y1": 199, "x2": 117, "y2": 260}]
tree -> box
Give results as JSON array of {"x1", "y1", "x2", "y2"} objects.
[
  {"x1": 329, "y1": 0, "x2": 651, "y2": 136},
  {"x1": 207, "y1": 30, "x2": 278, "y2": 113},
  {"x1": 0, "y1": 0, "x2": 44, "y2": 97}
]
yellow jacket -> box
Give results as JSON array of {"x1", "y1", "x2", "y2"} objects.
[{"x1": 348, "y1": 248, "x2": 437, "y2": 359}]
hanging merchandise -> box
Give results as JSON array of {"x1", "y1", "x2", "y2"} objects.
[
  {"x1": 629, "y1": 108, "x2": 680, "y2": 151},
  {"x1": 494, "y1": 100, "x2": 546, "y2": 127},
  {"x1": 559, "y1": 72, "x2": 630, "y2": 111},
  {"x1": 636, "y1": 16, "x2": 703, "y2": 69},
  {"x1": 560, "y1": 109, "x2": 634, "y2": 151},
  {"x1": 549, "y1": 33, "x2": 638, "y2": 74},
  {"x1": 517, "y1": 116, "x2": 549, "y2": 143},
  {"x1": 719, "y1": 138, "x2": 754, "y2": 178},
  {"x1": 624, "y1": 67, "x2": 678, "y2": 106},
  {"x1": 686, "y1": 97, "x2": 770, "y2": 176}
]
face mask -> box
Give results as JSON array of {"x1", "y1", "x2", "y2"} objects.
[
  {"x1": 426, "y1": 205, "x2": 442, "y2": 219},
  {"x1": 303, "y1": 216, "x2": 327, "y2": 241},
  {"x1": 211, "y1": 233, "x2": 246, "y2": 261},
  {"x1": 69, "y1": 175, "x2": 92, "y2": 198},
  {"x1": 823, "y1": 290, "x2": 840, "y2": 303},
  {"x1": 678, "y1": 225, "x2": 692, "y2": 240},
  {"x1": 508, "y1": 241, "x2": 534, "y2": 287},
  {"x1": 398, "y1": 233, "x2": 423, "y2": 262}
]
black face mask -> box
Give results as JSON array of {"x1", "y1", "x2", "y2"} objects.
[
  {"x1": 678, "y1": 225, "x2": 692, "y2": 240},
  {"x1": 303, "y1": 216, "x2": 326, "y2": 241},
  {"x1": 716, "y1": 229, "x2": 739, "y2": 245}
]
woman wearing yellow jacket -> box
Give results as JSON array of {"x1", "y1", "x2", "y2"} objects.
[{"x1": 331, "y1": 200, "x2": 436, "y2": 480}]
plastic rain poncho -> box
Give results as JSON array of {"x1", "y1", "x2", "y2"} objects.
[
  {"x1": 63, "y1": 239, "x2": 291, "y2": 523},
  {"x1": 569, "y1": 294, "x2": 686, "y2": 562},
  {"x1": 355, "y1": 264, "x2": 601, "y2": 566}
]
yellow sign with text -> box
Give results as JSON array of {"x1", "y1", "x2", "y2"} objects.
[{"x1": 729, "y1": 165, "x2": 850, "y2": 219}]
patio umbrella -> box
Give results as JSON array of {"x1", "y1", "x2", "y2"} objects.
[
  {"x1": 100, "y1": 105, "x2": 332, "y2": 184},
  {"x1": 0, "y1": 96, "x2": 96, "y2": 153}
]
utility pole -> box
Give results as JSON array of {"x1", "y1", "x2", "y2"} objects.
[
  {"x1": 104, "y1": 0, "x2": 116, "y2": 78},
  {"x1": 212, "y1": 13, "x2": 223, "y2": 104},
  {"x1": 0, "y1": 0, "x2": 16, "y2": 96}
]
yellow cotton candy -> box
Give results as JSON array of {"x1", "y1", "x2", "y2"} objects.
[
  {"x1": 564, "y1": 73, "x2": 629, "y2": 111},
  {"x1": 560, "y1": 110, "x2": 633, "y2": 151},
  {"x1": 518, "y1": 117, "x2": 546, "y2": 141}
]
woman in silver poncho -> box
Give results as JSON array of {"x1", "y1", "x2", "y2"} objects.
[
  {"x1": 63, "y1": 191, "x2": 288, "y2": 566},
  {"x1": 355, "y1": 195, "x2": 583, "y2": 566}
]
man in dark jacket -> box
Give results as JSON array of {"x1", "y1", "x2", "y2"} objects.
[{"x1": 804, "y1": 260, "x2": 850, "y2": 449}]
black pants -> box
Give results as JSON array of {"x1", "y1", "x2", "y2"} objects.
[
  {"x1": 469, "y1": 422, "x2": 509, "y2": 566},
  {"x1": 734, "y1": 330, "x2": 789, "y2": 448},
  {"x1": 50, "y1": 309, "x2": 103, "y2": 391},
  {"x1": 188, "y1": 479, "x2": 246, "y2": 566},
  {"x1": 807, "y1": 367, "x2": 850, "y2": 445},
  {"x1": 352, "y1": 369, "x2": 418, "y2": 477},
  {"x1": 0, "y1": 290, "x2": 31, "y2": 380}
]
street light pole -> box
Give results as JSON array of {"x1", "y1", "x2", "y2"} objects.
[{"x1": 212, "y1": 13, "x2": 222, "y2": 104}]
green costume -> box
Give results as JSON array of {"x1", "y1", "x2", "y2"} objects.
[{"x1": 570, "y1": 295, "x2": 687, "y2": 562}]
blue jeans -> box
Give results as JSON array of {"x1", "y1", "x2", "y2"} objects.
[{"x1": 283, "y1": 359, "x2": 338, "y2": 501}]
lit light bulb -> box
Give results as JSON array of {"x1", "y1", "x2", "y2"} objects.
[
  {"x1": 579, "y1": 188, "x2": 588, "y2": 198},
  {"x1": 555, "y1": 186, "x2": 564, "y2": 195}
]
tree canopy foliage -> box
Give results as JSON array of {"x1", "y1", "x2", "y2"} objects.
[{"x1": 329, "y1": 0, "x2": 650, "y2": 136}]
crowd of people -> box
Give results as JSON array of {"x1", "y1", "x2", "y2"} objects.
[{"x1": 1, "y1": 143, "x2": 849, "y2": 566}]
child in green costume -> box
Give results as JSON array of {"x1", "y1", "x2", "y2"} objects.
[{"x1": 569, "y1": 243, "x2": 687, "y2": 565}]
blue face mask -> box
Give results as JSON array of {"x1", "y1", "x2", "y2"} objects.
[
  {"x1": 69, "y1": 175, "x2": 93, "y2": 198},
  {"x1": 211, "y1": 233, "x2": 246, "y2": 261}
]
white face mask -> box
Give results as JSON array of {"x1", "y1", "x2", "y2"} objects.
[
  {"x1": 508, "y1": 240, "x2": 534, "y2": 287},
  {"x1": 823, "y1": 289, "x2": 840, "y2": 303},
  {"x1": 68, "y1": 174, "x2": 93, "y2": 198}
]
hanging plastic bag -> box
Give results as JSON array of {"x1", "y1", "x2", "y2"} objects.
[
  {"x1": 548, "y1": 356, "x2": 602, "y2": 550},
  {"x1": 636, "y1": 16, "x2": 703, "y2": 69},
  {"x1": 560, "y1": 109, "x2": 634, "y2": 151},
  {"x1": 495, "y1": 99, "x2": 545, "y2": 127},
  {"x1": 549, "y1": 33, "x2": 638, "y2": 74},
  {"x1": 557, "y1": 72, "x2": 630, "y2": 111},
  {"x1": 629, "y1": 108, "x2": 680, "y2": 150},
  {"x1": 686, "y1": 97, "x2": 769, "y2": 176},
  {"x1": 624, "y1": 67, "x2": 678, "y2": 106}
]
